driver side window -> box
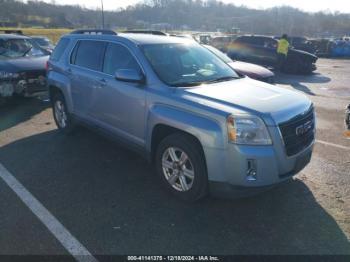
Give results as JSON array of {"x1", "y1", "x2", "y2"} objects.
[{"x1": 103, "y1": 43, "x2": 140, "y2": 76}]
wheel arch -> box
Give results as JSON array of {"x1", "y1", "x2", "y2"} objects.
[{"x1": 150, "y1": 124, "x2": 206, "y2": 165}]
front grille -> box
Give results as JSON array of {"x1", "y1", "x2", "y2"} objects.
[
  {"x1": 21, "y1": 70, "x2": 46, "y2": 79},
  {"x1": 279, "y1": 107, "x2": 315, "y2": 156}
]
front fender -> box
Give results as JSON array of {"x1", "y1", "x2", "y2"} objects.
[{"x1": 146, "y1": 104, "x2": 225, "y2": 152}]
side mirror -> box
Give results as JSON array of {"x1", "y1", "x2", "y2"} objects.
[{"x1": 115, "y1": 69, "x2": 144, "y2": 83}]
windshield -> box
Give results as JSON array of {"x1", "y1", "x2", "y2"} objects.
[
  {"x1": 0, "y1": 38, "x2": 45, "y2": 58},
  {"x1": 141, "y1": 43, "x2": 239, "y2": 86},
  {"x1": 203, "y1": 45, "x2": 233, "y2": 64},
  {"x1": 33, "y1": 37, "x2": 51, "y2": 47}
]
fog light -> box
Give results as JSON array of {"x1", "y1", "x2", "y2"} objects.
[{"x1": 246, "y1": 159, "x2": 257, "y2": 181}]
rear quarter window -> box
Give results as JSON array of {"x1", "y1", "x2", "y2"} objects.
[{"x1": 50, "y1": 38, "x2": 70, "y2": 61}]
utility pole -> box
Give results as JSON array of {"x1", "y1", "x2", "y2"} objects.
[{"x1": 101, "y1": 0, "x2": 105, "y2": 29}]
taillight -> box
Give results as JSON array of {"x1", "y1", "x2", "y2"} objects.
[{"x1": 45, "y1": 61, "x2": 50, "y2": 71}]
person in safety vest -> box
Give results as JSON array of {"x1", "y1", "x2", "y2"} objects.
[
  {"x1": 345, "y1": 104, "x2": 350, "y2": 138},
  {"x1": 277, "y1": 34, "x2": 290, "y2": 71}
]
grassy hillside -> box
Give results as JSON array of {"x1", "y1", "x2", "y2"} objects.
[{"x1": 0, "y1": 28, "x2": 72, "y2": 43}]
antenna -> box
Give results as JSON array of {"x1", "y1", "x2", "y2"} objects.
[{"x1": 101, "y1": 0, "x2": 105, "y2": 29}]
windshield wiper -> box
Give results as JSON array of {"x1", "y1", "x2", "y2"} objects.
[
  {"x1": 206, "y1": 76, "x2": 239, "y2": 83},
  {"x1": 171, "y1": 81, "x2": 204, "y2": 87},
  {"x1": 22, "y1": 46, "x2": 33, "y2": 57},
  {"x1": 170, "y1": 76, "x2": 239, "y2": 87}
]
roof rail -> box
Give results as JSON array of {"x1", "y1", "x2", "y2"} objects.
[
  {"x1": 122, "y1": 30, "x2": 168, "y2": 36},
  {"x1": 70, "y1": 29, "x2": 117, "y2": 35}
]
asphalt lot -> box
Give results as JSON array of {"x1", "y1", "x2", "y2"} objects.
[{"x1": 0, "y1": 58, "x2": 349, "y2": 258}]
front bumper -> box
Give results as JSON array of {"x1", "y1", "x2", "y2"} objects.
[
  {"x1": 0, "y1": 76, "x2": 47, "y2": 97},
  {"x1": 311, "y1": 63, "x2": 317, "y2": 72},
  {"x1": 209, "y1": 147, "x2": 313, "y2": 198},
  {"x1": 204, "y1": 125, "x2": 314, "y2": 198}
]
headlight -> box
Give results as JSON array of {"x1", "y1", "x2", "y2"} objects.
[
  {"x1": 0, "y1": 71, "x2": 20, "y2": 79},
  {"x1": 227, "y1": 115, "x2": 272, "y2": 145}
]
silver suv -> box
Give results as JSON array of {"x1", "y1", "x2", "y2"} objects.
[{"x1": 47, "y1": 30, "x2": 315, "y2": 201}]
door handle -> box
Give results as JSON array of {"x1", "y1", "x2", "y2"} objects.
[
  {"x1": 97, "y1": 78, "x2": 107, "y2": 88},
  {"x1": 66, "y1": 68, "x2": 72, "y2": 75},
  {"x1": 94, "y1": 78, "x2": 107, "y2": 89}
]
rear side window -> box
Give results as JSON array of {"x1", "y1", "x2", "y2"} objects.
[
  {"x1": 236, "y1": 37, "x2": 261, "y2": 45},
  {"x1": 103, "y1": 43, "x2": 140, "y2": 75},
  {"x1": 73, "y1": 40, "x2": 106, "y2": 71},
  {"x1": 51, "y1": 38, "x2": 70, "y2": 61}
]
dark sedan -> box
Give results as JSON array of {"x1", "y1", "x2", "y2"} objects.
[
  {"x1": 204, "y1": 44, "x2": 275, "y2": 83},
  {"x1": 227, "y1": 35, "x2": 318, "y2": 74},
  {"x1": 0, "y1": 34, "x2": 49, "y2": 104}
]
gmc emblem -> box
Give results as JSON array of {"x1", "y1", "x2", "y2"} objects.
[{"x1": 296, "y1": 120, "x2": 313, "y2": 136}]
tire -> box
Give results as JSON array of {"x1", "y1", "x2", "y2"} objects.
[
  {"x1": 155, "y1": 133, "x2": 208, "y2": 202},
  {"x1": 299, "y1": 62, "x2": 313, "y2": 75},
  {"x1": 0, "y1": 96, "x2": 15, "y2": 107},
  {"x1": 0, "y1": 96, "x2": 6, "y2": 107},
  {"x1": 52, "y1": 92, "x2": 75, "y2": 133},
  {"x1": 282, "y1": 57, "x2": 298, "y2": 74}
]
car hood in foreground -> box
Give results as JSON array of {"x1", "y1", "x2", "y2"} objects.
[
  {"x1": 0, "y1": 56, "x2": 49, "y2": 73},
  {"x1": 180, "y1": 77, "x2": 312, "y2": 125},
  {"x1": 228, "y1": 61, "x2": 274, "y2": 79}
]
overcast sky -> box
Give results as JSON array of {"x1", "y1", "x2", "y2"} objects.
[{"x1": 39, "y1": 0, "x2": 350, "y2": 13}]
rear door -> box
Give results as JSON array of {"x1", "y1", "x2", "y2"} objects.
[
  {"x1": 232, "y1": 36, "x2": 260, "y2": 62},
  {"x1": 69, "y1": 40, "x2": 106, "y2": 119},
  {"x1": 260, "y1": 37, "x2": 278, "y2": 65}
]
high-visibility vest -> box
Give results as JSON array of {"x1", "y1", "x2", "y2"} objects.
[{"x1": 277, "y1": 39, "x2": 289, "y2": 55}]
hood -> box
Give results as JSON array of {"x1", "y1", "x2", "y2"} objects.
[
  {"x1": 289, "y1": 48, "x2": 318, "y2": 61},
  {"x1": 228, "y1": 61, "x2": 274, "y2": 79},
  {"x1": 0, "y1": 56, "x2": 49, "y2": 73},
  {"x1": 180, "y1": 78, "x2": 312, "y2": 125}
]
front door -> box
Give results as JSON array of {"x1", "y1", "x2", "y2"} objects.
[{"x1": 90, "y1": 42, "x2": 146, "y2": 147}]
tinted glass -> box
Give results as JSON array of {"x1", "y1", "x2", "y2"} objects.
[
  {"x1": 103, "y1": 43, "x2": 140, "y2": 75},
  {"x1": 263, "y1": 38, "x2": 278, "y2": 48},
  {"x1": 235, "y1": 36, "x2": 251, "y2": 44},
  {"x1": 142, "y1": 43, "x2": 239, "y2": 86},
  {"x1": 51, "y1": 38, "x2": 70, "y2": 61},
  {"x1": 74, "y1": 40, "x2": 106, "y2": 71}
]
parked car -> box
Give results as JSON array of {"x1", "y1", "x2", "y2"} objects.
[
  {"x1": 31, "y1": 36, "x2": 55, "y2": 53},
  {"x1": 210, "y1": 35, "x2": 236, "y2": 53},
  {"x1": 331, "y1": 40, "x2": 350, "y2": 58},
  {"x1": 203, "y1": 44, "x2": 274, "y2": 83},
  {"x1": 228, "y1": 35, "x2": 318, "y2": 74},
  {"x1": 275, "y1": 36, "x2": 316, "y2": 54},
  {"x1": 308, "y1": 38, "x2": 335, "y2": 57},
  {"x1": 47, "y1": 30, "x2": 315, "y2": 201},
  {"x1": 0, "y1": 34, "x2": 50, "y2": 105}
]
